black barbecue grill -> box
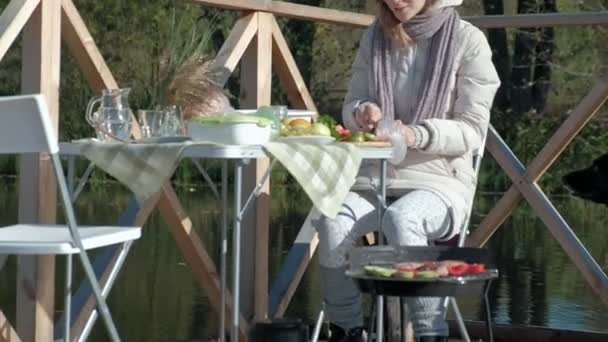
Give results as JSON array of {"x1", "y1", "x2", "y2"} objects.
[{"x1": 347, "y1": 245, "x2": 498, "y2": 341}]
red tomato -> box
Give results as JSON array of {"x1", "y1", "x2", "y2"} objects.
[
  {"x1": 447, "y1": 264, "x2": 469, "y2": 276},
  {"x1": 423, "y1": 261, "x2": 438, "y2": 269},
  {"x1": 395, "y1": 262, "x2": 422, "y2": 272},
  {"x1": 467, "y1": 263, "x2": 485, "y2": 274}
]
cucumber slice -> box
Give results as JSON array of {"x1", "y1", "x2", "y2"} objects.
[
  {"x1": 364, "y1": 265, "x2": 396, "y2": 278},
  {"x1": 392, "y1": 270, "x2": 415, "y2": 279},
  {"x1": 415, "y1": 270, "x2": 439, "y2": 279}
]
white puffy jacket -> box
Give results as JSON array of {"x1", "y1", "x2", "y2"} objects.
[{"x1": 343, "y1": 0, "x2": 500, "y2": 237}]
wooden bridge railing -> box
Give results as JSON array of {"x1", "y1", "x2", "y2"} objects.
[{"x1": 0, "y1": 1, "x2": 607, "y2": 341}]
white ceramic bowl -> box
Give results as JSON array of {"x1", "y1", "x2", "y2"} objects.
[{"x1": 188, "y1": 121, "x2": 271, "y2": 145}]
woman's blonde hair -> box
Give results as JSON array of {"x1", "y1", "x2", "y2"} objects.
[{"x1": 376, "y1": 0, "x2": 435, "y2": 48}]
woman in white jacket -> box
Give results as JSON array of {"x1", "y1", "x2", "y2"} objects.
[{"x1": 315, "y1": 0, "x2": 500, "y2": 341}]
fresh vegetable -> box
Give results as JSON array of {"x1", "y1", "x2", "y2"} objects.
[
  {"x1": 467, "y1": 263, "x2": 485, "y2": 274},
  {"x1": 364, "y1": 265, "x2": 396, "y2": 278},
  {"x1": 395, "y1": 262, "x2": 422, "y2": 272},
  {"x1": 363, "y1": 260, "x2": 487, "y2": 279},
  {"x1": 349, "y1": 132, "x2": 366, "y2": 143},
  {"x1": 315, "y1": 115, "x2": 337, "y2": 132},
  {"x1": 335, "y1": 125, "x2": 350, "y2": 139},
  {"x1": 447, "y1": 264, "x2": 469, "y2": 276},
  {"x1": 392, "y1": 270, "x2": 415, "y2": 279},
  {"x1": 310, "y1": 123, "x2": 332, "y2": 137},
  {"x1": 416, "y1": 270, "x2": 439, "y2": 279},
  {"x1": 364, "y1": 133, "x2": 376, "y2": 141}
]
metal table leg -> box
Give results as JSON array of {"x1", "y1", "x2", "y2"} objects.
[
  {"x1": 232, "y1": 160, "x2": 244, "y2": 342},
  {"x1": 376, "y1": 160, "x2": 387, "y2": 342},
  {"x1": 220, "y1": 160, "x2": 228, "y2": 342},
  {"x1": 230, "y1": 158, "x2": 275, "y2": 341}
]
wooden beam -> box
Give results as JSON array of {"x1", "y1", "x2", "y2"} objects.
[
  {"x1": 269, "y1": 208, "x2": 319, "y2": 318},
  {"x1": 60, "y1": 0, "x2": 117, "y2": 91},
  {"x1": 467, "y1": 11, "x2": 608, "y2": 28},
  {"x1": 212, "y1": 12, "x2": 258, "y2": 86},
  {"x1": 0, "y1": 308, "x2": 21, "y2": 342},
  {"x1": 156, "y1": 184, "x2": 249, "y2": 341},
  {"x1": 486, "y1": 127, "x2": 608, "y2": 305},
  {"x1": 193, "y1": 0, "x2": 608, "y2": 28},
  {"x1": 469, "y1": 79, "x2": 608, "y2": 247},
  {"x1": 60, "y1": 0, "x2": 141, "y2": 140},
  {"x1": 16, "y1": 0, "x2": 61, "y2": 340},
  {"x1": 0, "y1": 0, "x2": 40, "y2": 62},
  {"x1": 192, "y1": 0, "x2": 373, "y2": 28},
  {"x1": 270, "y1": 15, "x2": 317, "y2": 111}
]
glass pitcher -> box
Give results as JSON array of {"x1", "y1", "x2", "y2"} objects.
[{"x1": 86, "y1": 88, "x2": 133, "y2": 141}]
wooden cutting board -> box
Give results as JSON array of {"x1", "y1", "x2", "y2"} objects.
[{"x1": 350, "y1": 141, "x2": 392, "y2": 148}]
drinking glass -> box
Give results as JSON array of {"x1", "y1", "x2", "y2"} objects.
[
  {"x1": 159, "y1": 105, "x2": 184, "y2": 137},
  {"x1": 138, "y1": 109, "x2": 162, "y2": 138},
  {"x1": 269, "y1": 105, "x2": 287, "y2": 138}
]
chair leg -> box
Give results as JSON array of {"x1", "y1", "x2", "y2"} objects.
[
  {"x1": 311, "y1": 304, "x2": 325, "y2": 342},
  {"x1": 484, "y1": 280, "x2": 494, "y2": 342},
  {"x1": 368, "y1": 297, "x2": 376, "y2": 342},
  {"x1": 449, "y1": 298, "x2": 471, "y2": 342},
  {"x1": 76, "y1": 249, "x2": 121, "y2": 342},
  {"x1": 64, "y1": 254, "x2": 72, "y2": 342},
  {"x1": 376, "y1": 296, "x2": 384, "y2": 342}
]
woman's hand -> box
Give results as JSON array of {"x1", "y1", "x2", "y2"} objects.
[
  {"x1": 378, "y1": 120, "x2": 416, "y2": 147},
  {"x1": 355, "y1": 102, "x2": 383, "y2": 131},
  {"x1": 402, "y1": 125, "x2": 416, "y2": 147}
]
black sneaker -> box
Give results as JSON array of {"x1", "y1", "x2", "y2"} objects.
[
  {"x1": 416, "y1": 336, "x2": 448, "y2": 342},
  {"x1": 344, "y1": 327, "x2": 367, "y2": 342},
  {"x1": 328, "y1": 324, "x2": 367, "y2": 342},
  {"x1": 328, "y1": 323, "x2": 345, "y2": 342}
]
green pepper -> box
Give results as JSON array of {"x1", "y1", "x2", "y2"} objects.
[{"x1": 364, "y1": 133, "x2": 376, "y2": 142}]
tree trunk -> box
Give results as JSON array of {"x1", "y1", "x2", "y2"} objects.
[
  {"x1": 482, "y1": 0, "x2": 511, "y2": 113},
  {"x1": 532, "y1": 0, "x2": 556, "y2": 113},
  {"x1": 510, "y1": 0, "x2": 539, "y2": 116}
]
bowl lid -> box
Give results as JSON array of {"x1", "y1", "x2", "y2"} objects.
[{"x1": 191, "y1": 112, "x2": 273, "y2": 127}]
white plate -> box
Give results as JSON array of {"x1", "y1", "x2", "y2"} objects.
[{"x1": 277, "y1": 136, "x2": 335, "y2": 144}]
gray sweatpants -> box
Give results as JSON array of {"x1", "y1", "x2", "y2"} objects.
[{"x1": 315, "y1": 190, "x2": 452, "y2": 336}]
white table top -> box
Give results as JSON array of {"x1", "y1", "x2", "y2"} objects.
[{"x1": 59, "y1": 142, "x2": 395, "y2": 160}]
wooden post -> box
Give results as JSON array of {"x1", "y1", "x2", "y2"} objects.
[
  {"x1": 16, "y1": 0, "x2": 61, "y2": 341},
  {"x1": 239, "y1": 11, "x2": 272, "y2": 322}
]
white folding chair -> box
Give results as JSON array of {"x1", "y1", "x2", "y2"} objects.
[
  {"x1": 438, "y1": 141, "x2": 487, "y2": 342},
  {"x1": 0, "y1": 94, "x2": 141, "y2": 342},
  {"x1": 311, "y1": 138, "x2": 488, "y2": 342}
]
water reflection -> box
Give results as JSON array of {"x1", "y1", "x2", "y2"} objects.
[{"x1": 0, "y1": 181, "x2": 606, "y2": 340}]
